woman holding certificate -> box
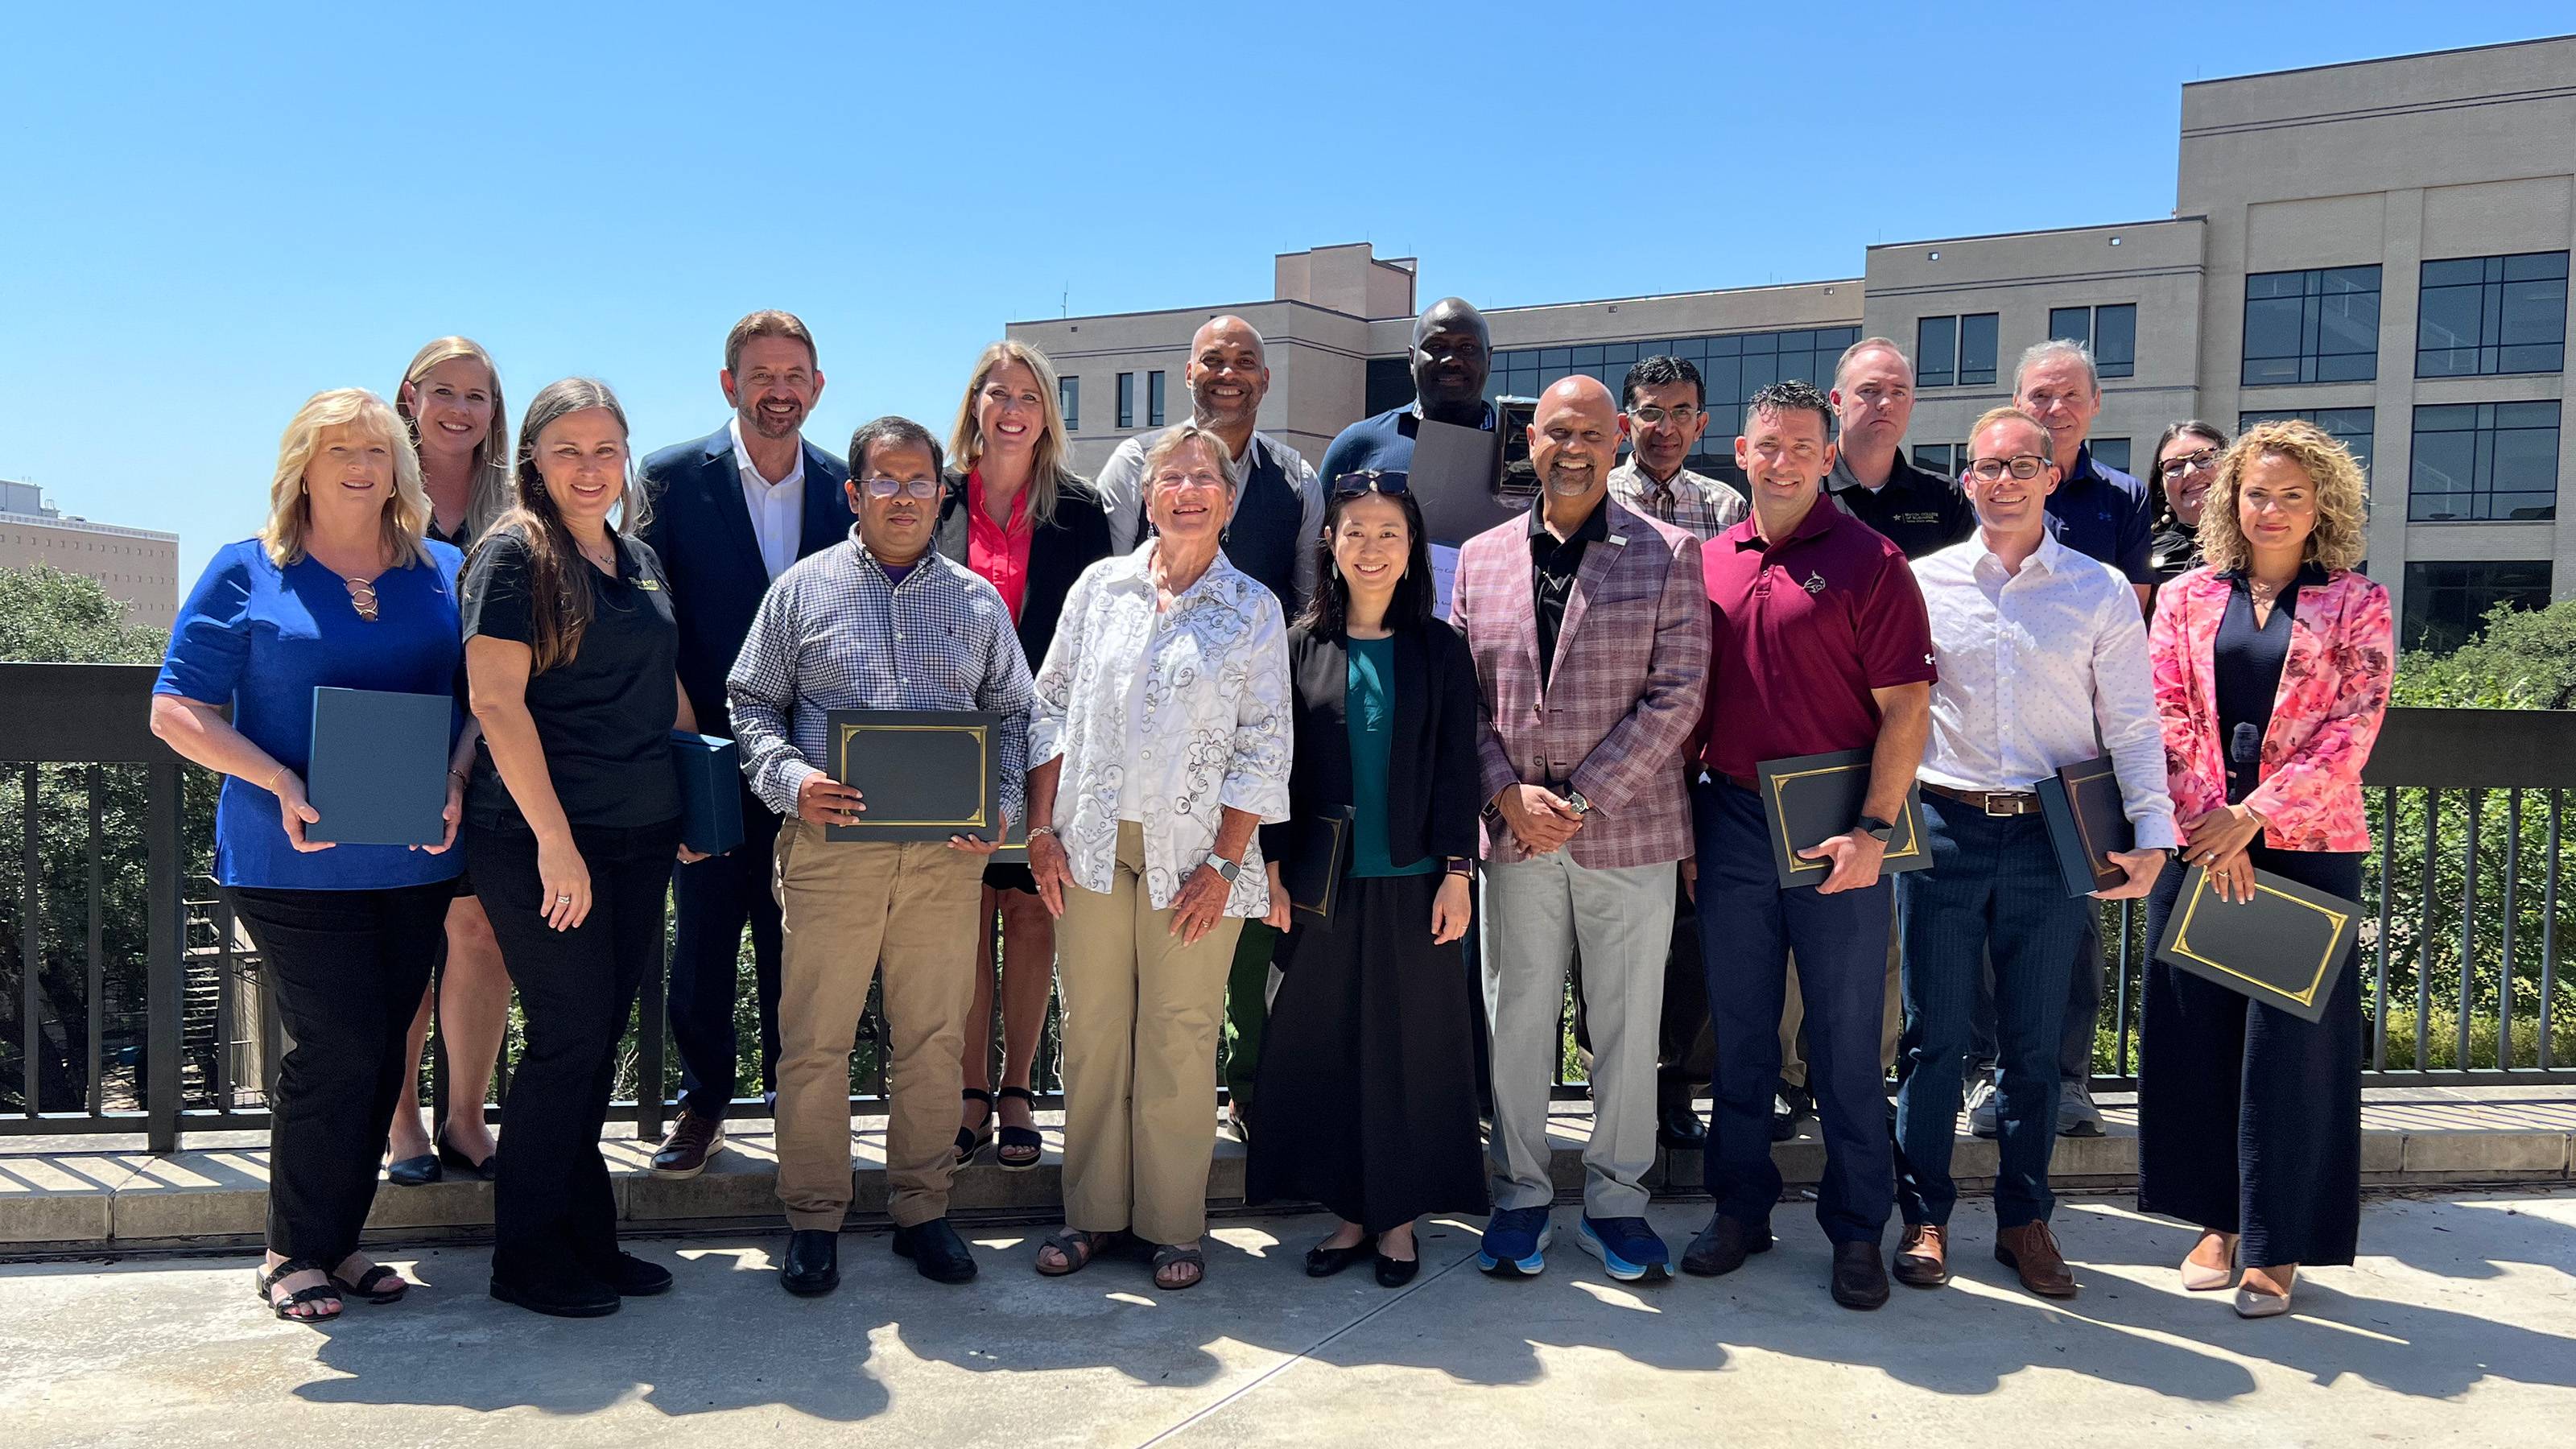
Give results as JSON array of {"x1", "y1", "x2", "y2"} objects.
[
  {"x1": 1023, "y1": 422, "x2": 1292, "y2": 1292},
  {"x1": 2141, "y1": 418, "x2": 2393, "y2": 1319},
  {"x1": 1242, "y1": 475, "x2": 1486, "y2": 1288},
  {"x1": 151, "y1": 388, "x2": 467, "y2": 1322},
  {"x1": 461, "y1": 378, "x2": 702, "y2": 1318}
]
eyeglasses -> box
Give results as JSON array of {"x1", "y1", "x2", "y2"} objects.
[
  {"x1": 1331, "y1": 469, "x2": 1409, "y2": 497},
  {"x1": 859, "y1": 476, "x2": 942, "y2": 499},
  {"x1": 1963, "y1": 454, "x2": 2052, "y2": 481},
  {"x1": 1627, "y1": 406, "x2": 1702, "y2": 427},
  {"x1": 2157, "y1": 449, "x2": 2220, "y2": 480}
]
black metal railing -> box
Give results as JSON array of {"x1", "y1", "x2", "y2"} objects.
[{"x1": 6, "y1": 661, "x2": 2571, "y2": 1153}]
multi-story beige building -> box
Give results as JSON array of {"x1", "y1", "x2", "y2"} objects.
[
  {"x1": 1011, "y1": 35, "x2": 2575, "y2": 650},
  {"x1": 0, "y1": 481, "x2": 180, "y2": 631}
]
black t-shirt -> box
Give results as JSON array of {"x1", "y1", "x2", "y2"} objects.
[{"x1": 460, "y1": 526, "x2": 680, "y2": 832}]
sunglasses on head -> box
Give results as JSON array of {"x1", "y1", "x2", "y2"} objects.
[{"x1": 1331, "y1": 469, "x2": 1410, "y2": 497}]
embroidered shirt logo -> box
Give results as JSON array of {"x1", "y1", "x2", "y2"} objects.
[{"x1": 1802, "y1": 571, "x2": 1828, "y2": 595}]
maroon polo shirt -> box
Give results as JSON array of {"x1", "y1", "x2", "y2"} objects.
[{"x1": 1701, "y1": 493, "x2": 1937, "y2": 781}]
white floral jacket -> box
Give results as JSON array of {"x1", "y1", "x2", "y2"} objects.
[{"x1": 1028, "y1": 543, "x2": 1293, "y2": 915}]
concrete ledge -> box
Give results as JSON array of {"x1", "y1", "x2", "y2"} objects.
[{"x1": 4, "y1": 1088, "x2": 2570, "y2": 1256}]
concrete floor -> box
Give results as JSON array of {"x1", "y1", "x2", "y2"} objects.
[{"x1": 1, "y1": 1191, "x2": 2570, "y2": 1448}]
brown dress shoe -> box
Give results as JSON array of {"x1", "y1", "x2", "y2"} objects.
[
  {"x1": 1995, "y1": 1220, "x2": 2078, "y2": 1298},
  {"x1": 650, "y1": 1110, "x2": 724, "y2": 1180},
  {"x1": 1893, "y1": 1224, "x2": 1949, "y2": 1287}
]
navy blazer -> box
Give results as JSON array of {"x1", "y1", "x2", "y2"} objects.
[{"x1": 638, "y1": 423, "x2": 852, "y2": 741}]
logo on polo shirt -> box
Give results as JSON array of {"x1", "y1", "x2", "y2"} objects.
[{"x1": 1802, "y1": 571, "x2": 1827, "y2": 594}]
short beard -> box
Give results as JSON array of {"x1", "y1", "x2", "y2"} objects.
[{"x1": 741, "y1": 401, "x2": 803, "y2": 440}]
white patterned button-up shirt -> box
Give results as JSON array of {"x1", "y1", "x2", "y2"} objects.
[
  {"x1": 1911, "y1": 531, "x2": 2178, "y2": 850},
  {"x1": 1029, "y1": 542, "x2": 1292, "y2": 915}
]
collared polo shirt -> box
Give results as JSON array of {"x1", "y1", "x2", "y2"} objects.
[
  {"x1": 2043, "y1": 444, "x2": 2154, "y2": 584},
  {"x1": 1700, "y1": 497, "x2": 1937, "y2": 782},
  {"x1": 1826, "y1": 449, "x2": 1976, "y2": 560}
]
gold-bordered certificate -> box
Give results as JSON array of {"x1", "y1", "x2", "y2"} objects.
[
  {"x1": 825, "y1": 709, "x2": 1001, "y2": 843},
  {"x1": 2154, "y1": 863, "x2": 2359, "y2": 1024},
  {"x1": 1753, "y1": 748, "x2": 1930, "y2": 890}
]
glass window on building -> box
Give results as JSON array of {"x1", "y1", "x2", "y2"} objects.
[
  {"x1": 2047, "y1": 305, "x2": 2135, "y2": 377},
  {"x1": 1117, "y1": 372, "x2": 1135, "y2": 430},
  {"x1": 2090, "y1": 438, "x2": 2131, "y2": 474},
  {"x1": 1481, "y1": 325, "x2": 1859, "y2": 485},
  {"x1": 1366, "y1": 357, "x2": 1416, "y2": 414},
  {"x1": 1911, "y1": 443, "x2": 1955, "y2": 476},
  {"x1": 2243, "y1": 266, "x2": 2381, "y2": 385},
  {"x1": 2240, "y1": 408, "x2": 2376, "y2": 477},
  {"x1": 2401, "y1": 559, "x2": 2553, "y2": 652},
  {"x1": 1147, "y1": 369, "x2": 1166, "y2": 427},
  {"x1": 1958, "y1": 313, "x2": 1998, "y2": 386},
  {"x1": 2408, "y1": 401, "x2": 2561, "y2": 522},
  {"x1": 1059, "y1": 375, "x2": 1079, "y2": 431},
  {"x1": 1917, "y1": 316, "x2": 1957, "y2": 388},
  {"x1": 2417, "y1": 252, "x2": 2569, "y2": 378}
]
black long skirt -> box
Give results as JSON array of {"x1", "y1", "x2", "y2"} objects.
[
  {"x1": 2138, "y1": 843, "x2": 2364, "y2": 1267},
  {"x1": 1245, "y1": 873, "x2": 1491, "y2": 1232}
]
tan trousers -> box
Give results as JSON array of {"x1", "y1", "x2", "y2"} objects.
[
  {"x1": 1055, "y1": 821, "x2": 1245, "y2": 1245},
  {"x1": 772, "y1": 820, "x2": 987, "y2": 1231},
  {"x1": 1780, "y1": 901, "x2": 1905, "y2": 1089}
]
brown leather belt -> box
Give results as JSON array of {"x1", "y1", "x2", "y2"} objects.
[{"x1": 1922, "y1": 781, "x2": 2044, "y2": 817}]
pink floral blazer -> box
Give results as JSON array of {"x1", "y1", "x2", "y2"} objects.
[{"x1": 2148, "y1": 565, "x2": 2393, "y2": 852}]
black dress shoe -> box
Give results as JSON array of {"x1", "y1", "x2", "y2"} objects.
[
  {"x1": 780, "y1": 1229, "x2": 840, "y2": 1297},
  {"x1": 385, "y1": 1153, "x2": 441, "y2": 1188},
  {"x1": 1373, "y1": 1253, "x2": 1419, "y2": 1288},
  {"x1": 892, "y1": 1218, "x2": 979, "y2": 1284},
  {"x1": 1830, "y1": 1240, "x2": 1890, "y2": 1311},
  {"x1": 1770, "y1": 1086, "x2": 1815, "y2": 1143},
  {"x1": 1655, "y1": 1099, "x2": 1707, "y2": 1150},
  {"x1": 490, "y1": 1272, "x2": 620, "y2": 1319},
  {"x1": 436, "y1": 1123, "x2": 497, "y2": 1182},
  {"x1": 1680, "y1": 1214, "x2": 1773, "y2": 1277},
  {"x1": 1305, "y1": 1241, "x2": 1373, "y2": 1278},
  {"x1": 586, "y1": 1250, "x2": 673, "y2": 1297}
]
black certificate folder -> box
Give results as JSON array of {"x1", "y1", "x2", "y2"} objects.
[
  {"x1": 2037, "y1": 755, "x2": 2136, "y2": 897},
  {"x1": 1753, "y1": 748, "x2": 1929, "y2": 890},
  {"x1": 306, "y1": 687, "x2": 450, "y2": 847},
  {"x1": 826, "y1": 709, "x2": 1001, "y2": 843},
  {"x1": 670, "y1": 733, "x2": 745, "y2": 857},
  {"x1": 2155, "y1": 865, "x2": 2360, "y2": 1024}
]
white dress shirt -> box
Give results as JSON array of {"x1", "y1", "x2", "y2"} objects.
[
  {"x1": 730, "y1": 415, "x2": 805, "y2": 580},
  {"x1": 1028, "y1": 542, "x2": 1294, "y2": 916},
  {"x1": 1912, "y1": 530, "x2": 2178, "y2": 850},
  {"x1": 1093, "y1": 425, "x2": 1324, "y2": 601}
]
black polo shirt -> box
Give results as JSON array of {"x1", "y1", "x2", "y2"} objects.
[
  {"x1": 1530, "y1": 496, "x2": 1607, "y2": 689},
  {"x1": 461, "y1": 526, "x2": 681, "y2": 832},
  {"x1": 1826, "y1": 451, "x2": 1976, "y2": 560}
]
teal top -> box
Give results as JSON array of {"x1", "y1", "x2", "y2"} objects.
[{"x1": 1348, "y1": 635, "x2": 1437, "y2": 877}]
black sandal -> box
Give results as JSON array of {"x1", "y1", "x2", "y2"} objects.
[
  {"x1": 251, "y1": 1258, "x2": 342, "y2": 1322},
  {"x1": 1150, "y1": 1243, "x2": 1206, "y2": 1291},
  {"x1": 955, "y1": 1088, "x2": 996, "y2": 1166},
  {"x1": 328, "y1": 1263, "x2": 411, "y2": 1303},
  {"x1": 995, "y1": 1085, "x2": 1043, "y2": 1171},
  {"x1": 1034, "y1": 1228, "x2": 1106, "y2": 1277}
]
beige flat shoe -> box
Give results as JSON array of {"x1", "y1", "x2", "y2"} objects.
[
  {"x1": 2181, "y1": 1232, "x2": 2238, "y2": 1292},
  {"x1": 2232, "y1": 1283, "x2": 2292, "y2": 1319}
]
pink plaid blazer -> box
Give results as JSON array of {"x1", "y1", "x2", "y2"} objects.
[
  {"x1": 1448, "y1": 499, "x2": 1710, "y2": 869},
  {"x1": 2149, "y1": 565, "x2": 2393, "y2": 852}
]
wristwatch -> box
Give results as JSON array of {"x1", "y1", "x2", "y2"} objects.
[
  {"x1": 1855, "y1": 815, "x2": 1897, "y2": 845},
  {"x1": 1203, "y1": 852, "x2": 1241, "y2": 884},
  {"x1": 1563, "y1": 790, "x2": 1595, "y2": 818}
]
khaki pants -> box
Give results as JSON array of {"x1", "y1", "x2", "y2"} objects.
[
  {"x1": 1056, "y1": 821, "x2": 1245, "y2": 1245},
  {"x1": 1780, "y1": 901, "x2": 1905, "y2": 1090},
  {"x1": 772, "y1": 820, "x2": 987, "y2": 1231}
]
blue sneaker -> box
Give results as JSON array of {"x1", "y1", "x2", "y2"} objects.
[
  {"x1": 1478, "y1": 1206, "x2": 1553, "y2": 1276},
  {"x1": 1577, "y1": 1216, "x2": 1670, "y2": 1282}
]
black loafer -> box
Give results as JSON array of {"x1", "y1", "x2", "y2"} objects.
[
  {"x1": 490, "y1": 1272, "x2": 619, "y2": 1319},
  {"x1": 1655, "y1": 1099, "x2": 1707, "y2": 1150},
  {"x1": 1830, "y1": 1240, "x2": 1890, "y2": 1311},
  {"x1": 892, "y1": 1218, "x2": 978, "y2": 1284},
  {"x1": 1680, "y1": 1214, "x2": 1772, "y2": 1278},
  {"x1": 385, "y1": 1153, "x2": 440, "y2": 1188},
  {"x1": 1373, "y1": 1253, "x2": 1420, "y2": 1288},
  {"x1": 1305, "y1": 1241, "x2": 1374, "y2": 1278},
  {"x1": 781, "y1": 1229, "x2": 840, "y2": 1297},
  {"x1": 588, "y1": 1251, "x2": 674, "y2": 1297}
]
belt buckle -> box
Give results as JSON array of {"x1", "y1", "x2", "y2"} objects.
[{"x1": 1984, "y1": 794, "x2": 2017, "y2": 817}]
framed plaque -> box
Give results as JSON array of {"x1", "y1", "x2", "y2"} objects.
[
  {"x1": 825, "y1": 708, "x2": 1001, "y2": 844},
  {"x1": 2155, "y1": 865, "x2": 2360, "y2": 1023},
  {"x1": 1753, "y1": 747, "x2": 1930, "y2": 889}
]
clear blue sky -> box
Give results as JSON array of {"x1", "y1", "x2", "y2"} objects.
[{"x1": 0, "y1": 1, "x2": 2555, "y2": 586}]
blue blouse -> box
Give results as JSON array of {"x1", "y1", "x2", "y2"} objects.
[{"x1": 155, "y1": 538, "x2": 468, "y2": 890}]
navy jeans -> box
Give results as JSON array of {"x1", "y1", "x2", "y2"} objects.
[
  {"x1": 1696, "y1": 778, "x2": 1893, "y2": 1245},
  {"x1": 1895, "y1": 797, "x2": 2089, "y2": 1229}
]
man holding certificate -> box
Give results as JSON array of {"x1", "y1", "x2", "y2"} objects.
[
  {"x1": 1893, "y1": 407, "x2": 2173, "y2": 1299},
  {"x1": 728, "y1": 415, "x2": 1036, "y2": 1296}
]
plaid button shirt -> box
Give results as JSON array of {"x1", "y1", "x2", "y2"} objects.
[
  {"x1": 727, "y1": 529, "x2": 1037, "y2": 825},
  {"x1": 1607, "y1": 460, "x2": 1747, "y2": 543}
]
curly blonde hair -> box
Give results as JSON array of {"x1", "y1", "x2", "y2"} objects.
[{"x1": 2196, "y1": 418, "x2": 2368, "y2": 573}]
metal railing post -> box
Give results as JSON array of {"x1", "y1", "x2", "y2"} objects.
[{"x1": 146, "y1": 762, "x2": 184, "y2": 1154}]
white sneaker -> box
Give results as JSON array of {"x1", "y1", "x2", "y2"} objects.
[{"x1": 1965, "y1": 1077, "x2": 2000, "y2": 1139}]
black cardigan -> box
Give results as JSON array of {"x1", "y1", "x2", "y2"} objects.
[
  {"x1": 934, "y1": 469, "x2": 1116, "y2": 671},
  {"x1": 1261, "y1": 619, "x2": 1483, "y2": 876}
]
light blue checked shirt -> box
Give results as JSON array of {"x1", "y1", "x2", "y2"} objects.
[{"x1": 727, "y1": 529, "x2": 1037, "y2": 827}]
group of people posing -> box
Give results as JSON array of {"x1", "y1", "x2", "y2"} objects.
[{"x1": 151, "y1": 299, "x2": 2391, "y2": 1329}]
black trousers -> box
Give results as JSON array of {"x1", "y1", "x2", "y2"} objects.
[
  {"x1": 667, "y1": 790, "x2": 785, "y2": 1119},
  {"x1": 2138, "y1": 844, "x2": 2364, "y2": 1267},
  {"x1": 469, "y1": 818, "x2": 679, "y2": 1286},
  {"x1": 226, "y1": 881, "x2": 452, "y2": 1265}
]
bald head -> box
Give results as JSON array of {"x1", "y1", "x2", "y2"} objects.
[
  {"x1": 1410, "y1": 297, "x2": 1491, "y2": 422},
  {"x1": 1188, "y1": 314, "x2": 1270, "y2": 436},
  {"x1": 1530, "y1": 374, "x2": 1624, "y2": 506}
]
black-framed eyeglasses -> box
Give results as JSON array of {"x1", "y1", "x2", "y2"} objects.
[
  {"x1": 1963, "y1": 454, "x2": 2052, "y2": 481},
  {"x1": 1331, "y1": 469, "x2": 1409, "y2": 497},
  {"x1": 2157, "y1": 449, "x2": 2220, "y2": 480},
  {"x1": 859, "y1": 476, "x2": 942, "y2": 499}
]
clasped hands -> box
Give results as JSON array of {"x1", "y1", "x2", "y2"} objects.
[
  {"x1": 2178, "y1": 801, "x2": 2268, "y2": 905},
  {"x1": 1496, "y1": 783, "x2": 1583, "y2": 855}
]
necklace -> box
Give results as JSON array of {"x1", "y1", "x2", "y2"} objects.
[{"x1": 342, "y1": 573, "x2": 380, "y2": 622}]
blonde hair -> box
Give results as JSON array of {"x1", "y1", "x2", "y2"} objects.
[
  {"x1": 1967, "y1": 406, "x2": 2053, "y2": 462},
  {"x1": 260, "y1": 389, "x2": 434, "y2": 569},
  {"x1": 2197, "y1": 418, "x2": 2370, "y2": 574},
  {"x1": 947, "y1": 340, "x2": 1082, "y2": 525},
  {"x1": 396, "y1": 336, "x2": 511, "y2": 544}
]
